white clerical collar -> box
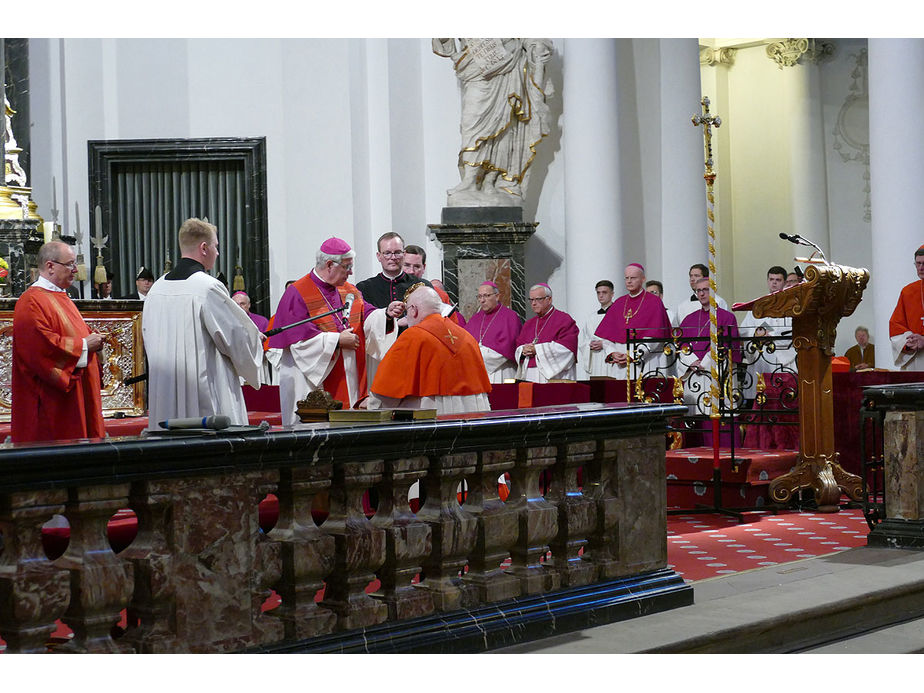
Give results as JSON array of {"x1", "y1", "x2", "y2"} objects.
[
  {"x1": 382, "y1": 270, "x2": 403, "y2": 281},
  {"x1": 628, "y1": 290, "x2": 644, "y2": 299},
  {"x1": 33, "y1": 275, "x2": 66, "y2": 293}
]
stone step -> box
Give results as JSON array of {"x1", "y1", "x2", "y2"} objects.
[{"x1": 496, "y1": 545, "x2": 924, "y2": 654}]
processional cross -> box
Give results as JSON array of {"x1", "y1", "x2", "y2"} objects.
[{"x1": 691, "y1": 97, "x2": 722, "y2": 421}]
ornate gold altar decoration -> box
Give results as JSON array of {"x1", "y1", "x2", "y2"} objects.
[
  {"x1": 748, "y1": 263, "x2": 869, "y2": 511},
  {"x1": 0, "y1": 308, "x2": 145, "y2": 422},
  {"x1": 691, "y1": 97, "x2": 722, "y2": 424},
  {"x1": 1, "y1": 96, "x2": 41, "y2": 222}
]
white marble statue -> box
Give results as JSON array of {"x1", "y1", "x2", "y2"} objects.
[{"x1": 433, "y1": 38, "x2": 554, "y2": 208}]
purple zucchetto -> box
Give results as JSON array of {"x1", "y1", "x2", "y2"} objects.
[
  {"x1": 480, "y1": 280, "x2": 499, "y2": 289},
  {"x1": 627, "y1": 263, "x2": 645, "y2": 273},
  {"x1": 319, "y1": 237, "x2": 352, "y2": 255}
]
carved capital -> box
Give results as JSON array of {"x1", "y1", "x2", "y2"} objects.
[
  {"x1": 767, "y1": 39, "x2": 836, "y2": 69},
  {"x1": 699, "y1": 46, "x2": 737, "y2": 68}
]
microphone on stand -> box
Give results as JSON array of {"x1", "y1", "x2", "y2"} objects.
[
  {"x1": 342, "y1": 293, "x2": 355, "y2": 314},
  {"x1": 778, "y1": 232, "x2": 829, "y2": 264},
  {"x1": 159, "y1": 415, "x2": 232, "y2": 430}
]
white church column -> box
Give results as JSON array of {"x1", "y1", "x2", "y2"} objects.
[
  {"x1": 868, "y1": 39, "x2": 924, "y2": 369},
  {"x1": 779, "y1": 43, "x2": 832, "y2": 254},
  {"x1": 659, "y1": 38, "x2": 707, "y2": 308},
  {"x1": 562, "y1": 39, "x2": 623, "y2": 309}
]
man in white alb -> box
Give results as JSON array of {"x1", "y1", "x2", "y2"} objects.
[{"x1": 142, "y1": 218, "x2": 264, "y2": 428}]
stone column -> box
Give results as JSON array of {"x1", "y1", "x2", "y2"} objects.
[
  {"x1": 660, "y1": 38, "x2": 710, "y2": 304},
  {"x1": 547, "y1": 440, "x2": 597, "y2": 587},
  {"x1": 461, "y1": 449, "x2": 520, "y2": 603},
  {"x1": 54, "y1": 484, "x2": 134, "y2": 653},
  {"x1": 562, "y1": 39, "x2": 623, "y2": 307},
  {"x1": 0, "y1": 489, "x2": 70, "y2": 653},
  {"x1": 371, "y1": 456, "x2": 434, "y2": 620},
  {"x1": 868, "y1": 39, "x2": 924, "y2": 369},
  {"x1": 781, "y1": 46, "x2": 833, "y2": 252}
]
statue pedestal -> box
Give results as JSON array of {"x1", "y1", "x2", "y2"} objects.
[
  {"x1": 0, "y1": 217, "x2": 44, "y2": 296},
  {"x1": 428, "y1": 208, "x2": 536, "y2": 320}
]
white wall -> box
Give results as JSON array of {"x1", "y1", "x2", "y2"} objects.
[{"x1": 25, "y1": 37, "x2": 872, "y2": 351}]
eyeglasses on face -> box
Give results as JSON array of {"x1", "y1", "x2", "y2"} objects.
[
  {"x1": 51, "y1": 259, "x2": 78, "y2": 270},
  {"x1": 477, "y1": 293, "x2": 496, "y2": 299},
  {"x1": 336, "y1": 261, "x2": 354, "y2": 271},
  {"x1": 380, "y1": 251, "x2": 404, "y2": 258},
  {"x1": 529, "y1": 296, "x2": 550, "y2": 303}
]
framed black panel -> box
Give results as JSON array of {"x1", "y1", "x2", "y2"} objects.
[{"x1": 88, "y1": 137, "x2": 270, "y2": 316}]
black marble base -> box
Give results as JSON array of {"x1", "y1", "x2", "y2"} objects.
[
  {"x1": 441, "y1": 206, "x2": 523, "y2": 224},
  {"x1": 867, "y1": 519, "x2": 924, "y2": 550},
  {"x1": 247, "y1": 568, "x2": 693, "y2": 653}
]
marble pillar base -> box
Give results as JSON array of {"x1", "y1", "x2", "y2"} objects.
[
  {"x1": 0, "y1": 218, "x2": 43, "y2": 296},
  {"x1": 427, "y1": 221, "x2": 536, "y2": 320},
  {"x1": 867, "y1": 518, "x2": 924, "y2": 549},
  {"x1": 251, "y1": 568, "x2": 693, "y2": 654}
]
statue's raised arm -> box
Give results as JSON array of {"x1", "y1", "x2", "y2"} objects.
[{"x1": 433, "y1": 38, "x2": 554, "y2": 208}]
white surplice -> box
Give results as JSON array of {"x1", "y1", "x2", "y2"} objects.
[
  {"x1": 514, "y1": 341, "x2": 577, "y2": 382},
  {"x1": 366, "y1": 392, "x2": 490, "y2": 415},
  {"x1": 579, "y1": 310, "x2": 613, "y2": 377},
  {"x1": 891, "y1": 332, "x2": 924, "y2": 370},
  {"x1": 142, "y1": 272, "x2": 263, "y2": 428},
  {"x1": 479, "y1": 344, "x2": 517, "y2": 383}
]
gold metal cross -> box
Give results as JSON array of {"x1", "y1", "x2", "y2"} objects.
[{"x1": 692, "y1": 97, "x2": 722, "y2": 177}]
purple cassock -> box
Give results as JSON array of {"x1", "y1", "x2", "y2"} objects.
[
  {"x1": 267, "y1": 271, "x2": 374, "y2": 350},
  {"x1": 515, "y1": 307, "x2": 579, "y2": 368},
  {"x1": 464, "y1": 304, "x2": 523, "y2": 361},
  {"x1": 247, "y1": 311, "x2": 269, "y2": 332},
  {"x1": 595, "y1": 291, "x2": 671, "y2": 343},
  {"x1": 679, "y1": 306, "x2": 742, "y2": 362}
]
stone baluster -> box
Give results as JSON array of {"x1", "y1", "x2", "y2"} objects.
[
  {"x1": 547, "y1": 441, "x2": 598, "y2": 587},
  {"x1": 121, "y1": 480, "x2": 179, "y2": 653},
  {"x1": 415, "y1": 452, "x2": 478, "y2": 611},
  {"x1": 250, "y1": 472, "x2": 284, "y2": 647},
  {"x1": 371, "y1": 456, "x2": 434, "y2": 620},
  {"x1": 582, "y1": 438, "x2": 622, "y2": 579},
  {"x1": 505, "y1": 446, "x2": 561, "y2": 595},
  {"x1": 269, "y1": 464, "x2": 337, "y2": 640},
  {"x1": 614, "y1": 436, "x2": 668, "y2": 575},
  {"x1": 0, "y1": 490, "x2": 70, "y2": 653},
  {"x1": 320, "y1": 460, "x2": 388, "y2": 631},
  {"x1": 461, "y1": 449, "x2": 520, "y2": 603},
  {"x1": 54, "y1": 484, "x2": 134, "y2": 653}
]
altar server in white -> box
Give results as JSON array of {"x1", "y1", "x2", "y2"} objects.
[
  {"x1": 578, "y1": 279, "x2": 615, "y2": 377},
  {"x1": 142, "y1": 218, "x2": 264, "y2": 428}
]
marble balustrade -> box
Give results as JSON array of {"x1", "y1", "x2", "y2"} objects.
[{"x1": 0, "y1": 401, "x2": 691, "y2": 654}]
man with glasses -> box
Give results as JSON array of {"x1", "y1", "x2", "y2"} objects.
[
  {"x1": 11, "y1": 241, "x2": 106, "y2": 442},
  {"x1": 270, "y1": 236, "x2": 400, "y2": 424},
  {"x1": 464, "y1": 280, "x2": 522, "y2": 382},
  {"x1": 356, "y1": 232, "x2": 433, "y2": 384},
  {"x1": 514, "y1": 283, "x2": 579, "y2": 382},
  {"x1": 889, "y1": 244, "x2": 924, "y2": 371}
]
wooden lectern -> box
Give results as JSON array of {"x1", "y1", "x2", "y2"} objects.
[{"x1": 735, "y1": 263, "x2": 869, "y2": 512}]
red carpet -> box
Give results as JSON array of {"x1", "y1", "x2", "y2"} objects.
[{"x1": 667, "y1": 508, "x2": 870, "y2": 582}]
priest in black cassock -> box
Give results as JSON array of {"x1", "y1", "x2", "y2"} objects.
[{"x1": 356, "y1": 231, "x2": 432, "y2": 384}]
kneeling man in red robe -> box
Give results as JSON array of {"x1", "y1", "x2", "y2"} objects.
[{"x1": 368, "y1": 285, "x2": 491, "y2": 415}]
